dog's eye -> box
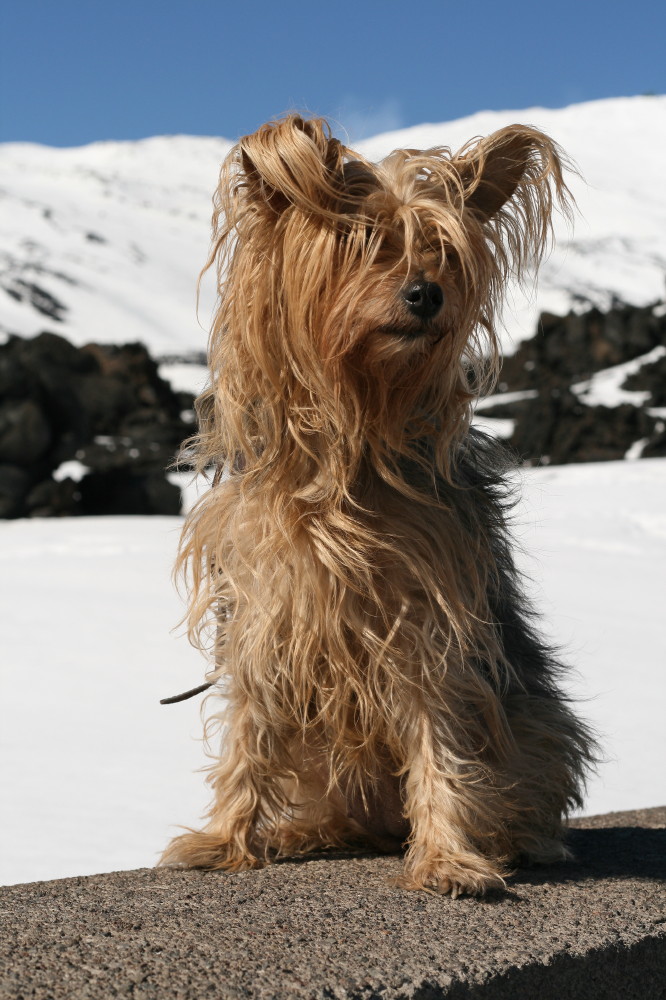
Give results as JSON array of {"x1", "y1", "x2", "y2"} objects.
[
  {"x1": 444, "y1": 246, "x2": 461, "y2": 272},
  {"x1": 336, "y1": 160, "x2": 381, "y2": 234}
]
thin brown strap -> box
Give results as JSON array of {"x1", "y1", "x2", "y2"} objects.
[
  {"x1": 163, "y1": 463, "x2": 223, "y2": 707},
  {"x1": 159, "y1": 681, "x2": 213, "y2": 705}
]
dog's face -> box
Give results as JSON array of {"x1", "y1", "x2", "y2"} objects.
[
  {"x1": 221, "y1": 117, "x2": 563, "y2": 373},
  {"x1": 204, "y1": 115, "x2": 568, "y2": 466},
  {"x1": 324, "y1": 154, "x2": 463, "y2": 366}
]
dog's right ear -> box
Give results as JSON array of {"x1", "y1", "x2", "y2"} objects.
[{"x1": 236, "y1": 115, "x2": 346, "y2": 216}]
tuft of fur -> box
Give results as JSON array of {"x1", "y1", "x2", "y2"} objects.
[{"x1": 161, "y1": 115, "x2": 596, "y2": 896}]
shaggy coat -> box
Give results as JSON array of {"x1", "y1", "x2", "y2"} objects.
[{"x1": 162, "y1": 115, "x2": 596, "y2": 896}]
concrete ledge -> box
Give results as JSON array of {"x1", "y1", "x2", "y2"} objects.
[{"x1": 2, "y1": 808, "x2": 665, "y2": 999}]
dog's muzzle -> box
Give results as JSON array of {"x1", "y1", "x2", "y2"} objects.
[{"x1": 401, "y1": 280, "x2": 444, "y2": 321}]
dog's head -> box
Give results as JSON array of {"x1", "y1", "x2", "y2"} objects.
[{"x1": 202, "y1": 115, "x2": 571, "y2": 483}]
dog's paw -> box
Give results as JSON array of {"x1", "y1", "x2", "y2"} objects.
[
  {"x1": 517, "y1": 837, "x2": 571, "y2": 866},
  {"x1": 398, "y1": 854, "x2": 506, "y2": 898},
  {"x1": 159, "y1": 830, "x2": 264, "y2": 872}
]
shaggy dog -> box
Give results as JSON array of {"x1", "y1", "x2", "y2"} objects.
[{"x1": 162, "y1": 115, "x2": 596, "y2": 896}]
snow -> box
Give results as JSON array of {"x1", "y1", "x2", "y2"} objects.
[
  {"x1": 572, "y1": 343, "x2": 666, "y2": 408},
  {"x1": 52, "y1": 459, "x2": 90, "y2": 482},
  {"x1": 476, "y1": 389, "x2": 539, "y2": 410},
  {"x1": 472, "y1": 415, "x2": 515, "y2": 439},
  {"x1": 1, "y1": 459, "x2": 665, "y2": 887},
  {"x1": 157, "y1": 361, "x2": 209, "y2": 395},
  {"x1": 0, "y1": 517, "x2": 207, "y2": 887},
  {"x1": 0, "y1": 135, "x2": 230, "y2": 353},
  {"x1": 1, "y1": 96, "x2": 665, "y2": 359},
  {"x1": 625, "y1": 438, "x2": 650, "y2": 461},
  {"x1": 514, "y1": 459, "x2": 666, "y2": 818}
]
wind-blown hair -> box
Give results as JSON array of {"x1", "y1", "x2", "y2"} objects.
[
  {"x1": 182, "y1": 114, "x2": 571, "y2": 635},
  {"x1": 164, "y1": 116, "x2": 592, "y2": 896},
  {"x1": 194, "y1": 117, "x2": 570, "y2": 485}
]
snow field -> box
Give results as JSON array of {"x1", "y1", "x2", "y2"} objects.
[{"x1": 1, "y1": 459, "x2": 664, "y2": 886}]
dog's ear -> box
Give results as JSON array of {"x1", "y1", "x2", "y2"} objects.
[
  {"x1": 457, "y1": 126, "x2": 567, "y2": 222},
  {"x1": 237, "y1": 115, "x2": 346, "y2": 216}
]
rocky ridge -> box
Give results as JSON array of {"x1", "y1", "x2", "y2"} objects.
[
  {"x1": 0, "y1": 331, "x2": 193, "y2": 518},
  {"x1": 1, "y1": 297, "x2": 665, "y2": 518},
  {"x1": 478, "y1": 299, "x2": 666, "y2": 465}
]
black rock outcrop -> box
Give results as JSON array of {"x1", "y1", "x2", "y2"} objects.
[
  {"x1": 0, "y1": 331, "x2": 194, "y2": 518},
  {"x1": 481, "y1": 301, "x2": 666, "y2": 465},
  {"x1": 2, "y1": 299, "x2": 665, "y2": 519}
]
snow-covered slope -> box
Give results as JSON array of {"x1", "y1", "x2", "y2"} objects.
[
  {"x1": 0, "y1": 135, "x2": 231, "y2": 355},
  {"x1": 1, "y1": 458, "x2": 665, "y2": 886},
  {"x1": 1, "y1": 96, "x2": 665, "y2": 356}
]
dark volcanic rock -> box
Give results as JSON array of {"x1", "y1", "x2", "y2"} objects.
[
  {"x1": 0, "y1": 464, "x2": 31, "y2": 518},
  {"x1": 499, "y1": 303, "x2": 665, "y2": 392},
  {"x1": 6, "y1": 279, "x2": 68, "y2": 322},
  {"x1": 0, "y1": 397, "x2": 52, "y2": 464},
  {"x1": 485, "y1": 389, "x2": 664, "y2": 465},
  {"x1": 0, "y1": 331, "x2": 193, "y2": 518},
  {"x1": 488, "y1": 301, "x2": 666, "y2": 465},
  {"x1": 25, "y1": 475, "x2": 81, "y2": 517},
  {"x1": 78, "y1": 469, "x2": 181, "y2": 516}
]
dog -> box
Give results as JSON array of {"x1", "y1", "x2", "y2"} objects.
[{"x1": 161, "y1": 114, "x2": 596, "y2": 896}]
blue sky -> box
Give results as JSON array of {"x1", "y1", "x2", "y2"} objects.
[{"x1": 1, "y1": 0, "x2": 664, "y2": 147}]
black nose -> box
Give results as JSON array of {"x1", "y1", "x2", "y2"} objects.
[{"x1": 401, "y1": 280, "x2": 444, "y2": 320}]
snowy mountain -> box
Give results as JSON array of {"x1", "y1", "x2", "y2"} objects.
[
  {"x1": 1, "y1": 96, "x2": 665, "y2": 359},
  {"x1": 0, "y1": 135, "x2": 230, "y2": 356}
]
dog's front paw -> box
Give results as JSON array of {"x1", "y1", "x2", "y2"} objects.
[
  {"x1": 159, "y1": 830, "x2": 264, "y2": 872},
  {"x1": 398, "y1": 852, "x2": 506, "y2": 898}
]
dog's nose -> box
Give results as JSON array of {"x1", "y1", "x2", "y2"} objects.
[{"x1": 401, "y1": 280, "x2": 444, "y2": 320}]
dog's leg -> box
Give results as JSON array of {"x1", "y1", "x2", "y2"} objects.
[
  {"x1": 268, "y1": 744, "x2": 398, "y2": 856},
  {"x1": 501, "y1": 691, "x2": 589, "y2": 865},
  {"x1": 160, "y1": 697, "x2": 276, "y2": 871},
  {"x1": 399, "y1": 708, "x2": 507, "y2": 897},
  {"x1": 268, "y1": 774, "x2": 369, "y2": 857}
]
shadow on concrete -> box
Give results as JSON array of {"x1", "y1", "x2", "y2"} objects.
[
  {"x1": 511, "y1": 826, "x2": 666, "y2": 888},
  {"x1": 427, "y1": 935, "x2": 666, "y2": 1000},
  {"x1": 273, "y1": 825, "x2": 666, "y2": 892}
]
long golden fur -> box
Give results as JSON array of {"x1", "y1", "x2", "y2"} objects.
[{"x1": 161, "y1": 115, "x2": 596, "y2": 896}]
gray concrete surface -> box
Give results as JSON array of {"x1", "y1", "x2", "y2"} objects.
[{"x1": 1, "y1": 807, "x2": 665, "y2": 999}]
